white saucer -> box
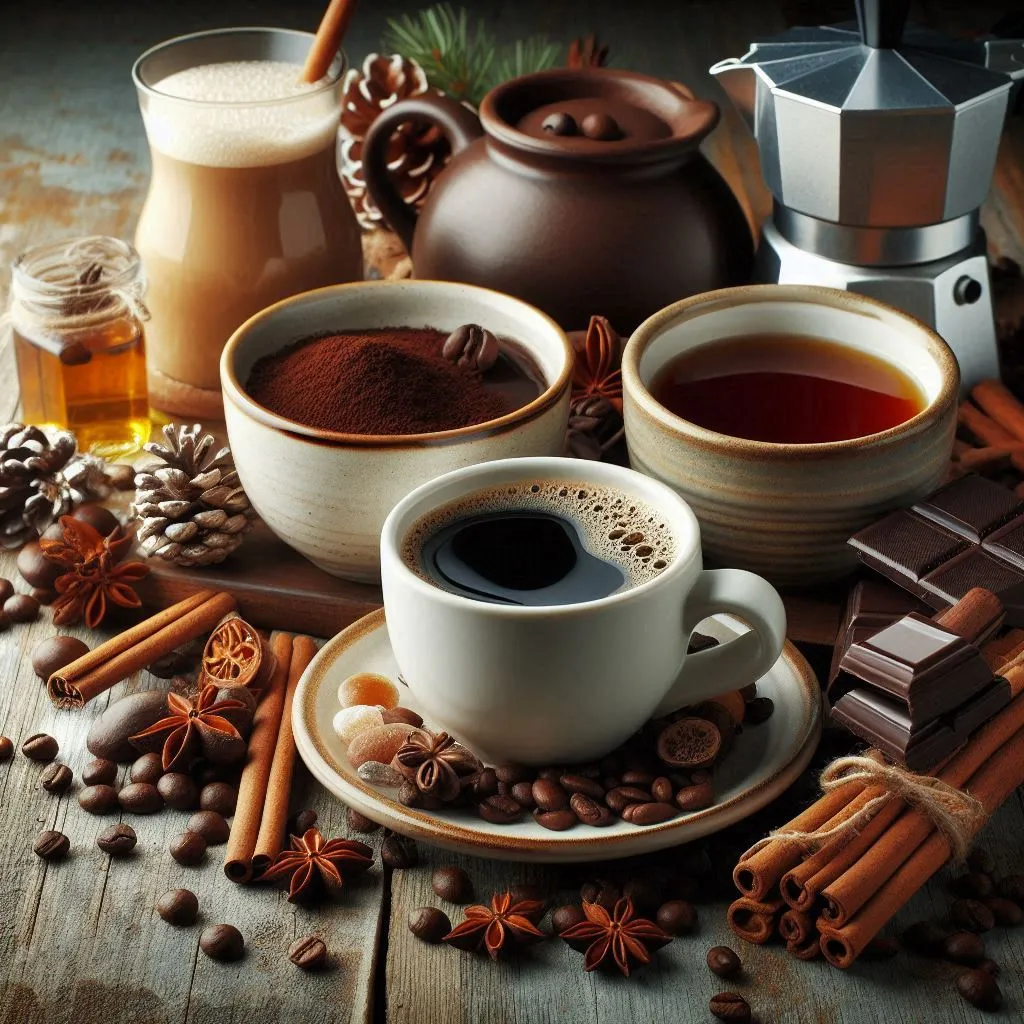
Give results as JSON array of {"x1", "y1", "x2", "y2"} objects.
[{"x1": 293, "y1": 609, "x2": 822, "y2": 862}]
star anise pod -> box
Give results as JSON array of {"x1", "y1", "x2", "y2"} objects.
[
  {"x1": 129, "y1": 683, "x2": 250, "y2": 771},
  {"x1": 393, "y1": 730, "x2": 481, "y2": 802},
  {"x1": 40, "y1": 515, "x2": 149, "y2": 628},
  {"x1": 571, "y1": 315, "x2": 623, "y2": 413},
  {"x1": 444, "y1": 892, "x2": 545, "y2": 959},
  {"x1": 260, "y1": 828, "x2": 373, "y2": 902},
  {"x1": 560, "y1": 898, "x2": 672, "y2": 976}
]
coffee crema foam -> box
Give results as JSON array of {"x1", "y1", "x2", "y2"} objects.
[
  {"x1": 402, "y1": 480, "x2": 677, "y2": 590},
  {"x1": 144, "y1": 61, "x2": 337, "y2": 167}
]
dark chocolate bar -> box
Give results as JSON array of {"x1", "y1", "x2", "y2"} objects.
[{"x1": 849, "y1": 475, "x2": 1024, "y2": 623}]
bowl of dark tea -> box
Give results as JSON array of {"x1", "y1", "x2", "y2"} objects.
[{"x1": 622, "y1": 285, "x2": 959, "y2": 585}]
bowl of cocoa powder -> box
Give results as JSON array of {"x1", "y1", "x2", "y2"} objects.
[{"x1": 221, "y1": 279, "x2": 573, "y2": 581}]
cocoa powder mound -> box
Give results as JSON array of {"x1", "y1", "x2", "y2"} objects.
[{"x1": 245, "y1": 328, "x2": 513, "y2": 435}]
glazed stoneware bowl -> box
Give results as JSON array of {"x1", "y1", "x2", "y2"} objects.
[
  {"x1": 221, "y1": 280, "x2": 573, "y2": 582},
  {"x1": 622, "y1": 285, "x2": 959, "y2": 585}
]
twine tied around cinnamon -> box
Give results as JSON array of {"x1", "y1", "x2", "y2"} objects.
[{"x1": 748, "y1": 753, "x2": 987, "y2": 863}]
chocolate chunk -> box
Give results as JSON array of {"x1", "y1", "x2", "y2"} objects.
[{"x1": 913, "y1": 474, "x2": 1023, "y2": 541}]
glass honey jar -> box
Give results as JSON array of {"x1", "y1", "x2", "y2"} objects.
[{"x1": 9, "y1": 236, "x2": 151, "y2": 458}]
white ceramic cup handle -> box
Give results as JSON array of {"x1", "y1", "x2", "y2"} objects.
[{"x1": 652, "y1": 568, "x2": 787, "y2": 716}]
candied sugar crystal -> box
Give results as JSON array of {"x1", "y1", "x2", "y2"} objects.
[
  {"x1": 347, "y1": 724, "x2": 424, "y2": 769},
  {"x1": 338, "y1": 672, "x2": 400, "y2": 710},
  {"x1": 333, "y1": 704, "x2": 385, "y2": 744},
  {"x1": 357, "y1": 760, "x2": 403, "y2": 787}
]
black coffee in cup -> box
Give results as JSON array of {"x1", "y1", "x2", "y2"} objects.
[{"x1": 402, "y1": 480, "x2": 676, "y2": 606}]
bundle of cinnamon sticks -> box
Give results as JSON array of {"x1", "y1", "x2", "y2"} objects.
[
  {"x1": 954, "y1": 378, "x2": 1024, "y2": 484},
  {"x1": 729, "y1": 637, "x2": 1024, "y2": 968}
]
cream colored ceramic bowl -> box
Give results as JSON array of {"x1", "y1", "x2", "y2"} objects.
[
  {"x1": 221, "y1": 280, "x2": 573, "y2": 582},
  {"x1": 622, "y1": 285, "x2": 959, "y2": 585}
]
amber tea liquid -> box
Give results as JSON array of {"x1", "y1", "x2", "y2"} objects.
[{"x1": 650, "y1": 334, "x2": 925, "y2": 444}]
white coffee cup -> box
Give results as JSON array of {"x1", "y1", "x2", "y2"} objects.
[{"x1": 380, "y1": 456, "x2": 786, "y2": 764}]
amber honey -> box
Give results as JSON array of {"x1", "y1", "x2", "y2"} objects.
[{"x1": 650, "y1": 333, "x2": 925, "y2": 444}]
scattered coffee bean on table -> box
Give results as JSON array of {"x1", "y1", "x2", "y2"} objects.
[
  {"x1": 581, "y1": 879, "x2": 621, "y2": 910},
  {"x1": 289, "y1": 808, "x2": 318, "y2": 835},
  {"x1": 288, "y1": 935, "x2": 328, "y2": 970},
  {"x1": 381, "y1": 834, "x2": 418, "y2": 869},
  {"x1": 656, "y1": 900, "x2": 697, "y2": 935},
  {"x1": 200, "y1": 782, "x2": 238, "y2": 816},
  {"x1": 967, "y1": 847, "x2": 995, "y2": 875},
  {"x1": 39, "y1": 763, "x2": 73, "y2": 794},
  {"x1": 551, "y1": 905, "x2": 586, "y2": 935},
  {"x1": 706, "y1": 945, "x2": 742, "y2": 978},
  {"x1": 346, "y1": 807, "x2": 380, "y2": 834},
  {"x1": 31, "y1": 636, "x2": 89, "y2": 680},
  {"x1": 119, "y1": 782, "x2": 164, "y2": 814},
  {"x1": 97, "y1": 823, "x2": 137, "y2": 856},
  {"x1": 0, "y1": 578, "x2": 11, "y2": 603},
  {"x1": 956, "y1": 967, "x2": 1002, "y2": 1011},
  {"x1": 950, "y1": 872, "x2": 994, "y2": 899},
  {"x1": 22, "y1": 733, "x2": 59, "y2": 762},
  {"x1": 984, "y1": 897, "x2": 1022, "y2": 927},
  {"x1": 200, "y1": 924, "x2": 244, "y2": 962},
  {"x1": 943, "y1": 931, "x2": 987, "y2": 965},
  {"x1": 79, "y1": 784, "x2": 120, "y2": 814},
  {"x1": 977, "y1": 958, "x2": 1000, "y2": 976},
  {"x1": 170, "y1": 831, "x2": 207, "y2": 866},
  {"x1": 157, "y1": 773, "x2": 199, "y2": 811},
  {"x1": 709, "y1": 991, "x2": 751, "y2": 1022},
  {"x1": 82, "y1": 758, "x2": 117, "y2": 786},
  {"x1": 156, "y1": 888, "x2": 199, "y2": 926},
  {"x1": 0, "y1": 736, "x2": 13, "y2": 762},
  {"x1": 33, "y1": 830, "x2": 70, "y2": 860},
  {"x1": 432, "y1": 866, "x2": 473, "y2": 904},
  {"x1": 129, "y1": 752, "x2": 164, "y2": 785},
  {"x1": 5, "y1": 593, "x2": 39, "y2": 622},
  {"x1": 187, "y1": 810, "x2": 230, "y2": 846},
  {"x1": 408, "y1": 907, "x2": 451, "y2": 943},
  {"x1": 902, "y1": 920, "x2": 953, "y2": 956},
  {"x1": 951, "y1": 898, "x2": 995, "y2": 933}
]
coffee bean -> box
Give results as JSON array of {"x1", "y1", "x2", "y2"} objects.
[
  {"x1": 97, "y1": 823, "x2": 137, "y2": 856},
  {"x1": 0, "y1": 578, "x2": 11, "y2": 603},
  {"x1": 82, "y1": 758, "x2": 117, "y2": 786},
  {"x1": 569, "y1": 792, "x2": 613, "y2": 827},
  {"x1": 956, "y1": 967, "x2": 1002, "y2": 1011},
  {"x1": 656, "y1": 899, "x2": 697, "y2": 935},
  {"x1": 130, "y1": 752, "x2": 164, "y2": 785},
  {"x1": 622, "y1": 878, "x2": 662, "y2": 915},
  {"x1": 860, "y1": 936, "x2": 900, "y2": 960},
  {"x1": 170, "y1": 831, "x2": 207, "y2": 866},
  {"x1": 605, "y1": 786, "x2": 650, "y2": 813},
  {"x1": 381, "y1": 834, "x2": 419, "y2": 869},
  {"x1": 745, "y1": 697, "x2": 774, "y2": 725},
  {"x1": 33, "y1": 829, "x2": 70, "y2": 860},
  {"x1": 508, "y1": 883, "x2": 545, "y2": 910},
  {"x1": 984, "y1": 897, "x2": 1022, "y2": 927},
  {"x1": 200, "y1": 923, "x2": 244, "y2": 962},
  {"x1": 950, "y1": 872, "x2": 994, "y2": 899},
  {"x1": 200, "y1": 782, "x2": 237, "y2": 816},
  {"x1": 534, "y1": 808, "x2": 577, "y2": 831},
  {"x1": 739, "y1": 682, "x2": 757, "y2": 701},
  {"x1": 707, "y1": 945, "x2": 741, "y2": 978},
  {"x1": 559, "y1": 774, "x2": 604, "y2": 800},
  {"x1": 477, "y1": 794, "x2": 523, "y2": 824},
  {"x1": 22, "y1": 733, "x2": 59, "y2": 762},
  {"x1": 510, "y1": 781, "x2": 536, "y2": 808},
  {"x1": 464, "y1": 768, "x2": 498, "y2": 800},
  {"x1": 398, "y1": 781, "x2": 421, "y2": 807},
  {"x1": 709, "y1": 991, "x2": 750, "y2": 1022},
  {"x1": 157, "y1": 772, "x2": 199, "y2": 810},
  {"x1": 17, "y1": 541, "x2": 61, "y2": 590},
  {"x1": 287, "y1": 934, "x2": 327, "y2": 970},
  {"x1": 408, "y1": 907, "x2": 451, "y2": 943},
  {"x1": 494, "y1": 764, "x2": 529, "y2": 784},
  {"x1": 967, "y1": 847, "x2": 995, "y2": 875},
  {"x1": 156, "y1": 888, "x2": 199, "y2": 926},
  {"x1": 380, "y1": 706, "x2": 423, "y2": 727},
  {"x1": 581, "y1": 879, "x2": 620, "y2": 910},
  {"x1": 997, "y1": 874, "x2": 1024, "y2": 904},
  {"x1": 621, "y1": 769, "x2": 655, "y2": 786},
  {"x1": 943, "y1": 930, "x2": 987, "y2": 965},
  {"x1": 72, "y1": 504, "x2": 119, "y2": 535},
  {"x1": 902, "y1": 920, "x2": 953, "y2": 956},
  {"x1": 193, "y1": 761, "x2": 226, "y2": 788},
  {"x1": 5, "y1": 593, "x2": 39, "y2": 623},
  {"x1": 187, "y1": 810, "x2": 230, "y2": 845},
  {"x1": 535, "y1": 767, "x2": 560, "y2": 781},
  {"x1": 39, "y1": 762, "x2": 73, "y2": 794},
  {"x1": 551, "y1": 904, "x2": 586, "y2": 937},
  {"x1": 31, "y1": 588, "x2": 55, "y2": 605},
  {"x1": 79, "y1": 784, "x2": 120, "y2": 814},
  {"x1": 432, "y1": 866, "x2": 473, "y2": 904},
  {"x1": 675, "y1": 781, "x2": 715, "y2": 812},
  {"x1": 105, "y1": 463, "x2": 136, "y2": 491},
  {"x1": 346, "y1": 807, "x2": 380, "y2": 834},
  {"x1": 977, "y1": 958, "x2": 1000, "y2": 976},
  {"x1": 623, "y1": 801, "x2": 677, "y2": 825},
  {"x1": 650, "y1": 776, "x2": 674, "y2": 803},
  {"x1": 580, "y1": 112, "x2": 622, "y2": 142},
  {"x1": 0, "y1": 736, "x2": 12, "y2": 761},
  {"x1": 541, "y1": 111, "x2": 577, "y2": 136},
  {"x1": 289, "y1": 808, "x2": 318, "y2": 835},
  {"x1": 531, "y1": 778, "x2": 569, "y2": 812},
  {"x1": 119, "y1": 782, "x2": 163, "y2": 814},
  {"x1": 951, "y1": 898, "x2": 995, "y2": 933},
  {"x1": 31, "y1": 636, "x2": 89, "y2": 680}
]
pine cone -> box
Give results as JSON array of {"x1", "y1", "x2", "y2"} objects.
[
  {"x1": 338, "y1": 53, "x2": 451, "y2": 230},
  {"x1": 132, "y1": 424, "x2": 256, "y2": 567},
  {"x1": 0, "y1": 423, "x2": 109, "y2": 549}
]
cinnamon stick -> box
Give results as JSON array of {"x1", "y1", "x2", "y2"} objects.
[
  {"x1": 981, "y1": 628, "x2": 1024, "y2": 670},
  {"x1": 971, "y1": 379, "x2": 1024, "y2": 441},
  {"x1": 787, "y1": 935, "x2": 822, "y2": 961},
  {"x1": 732, "y1": 782, "x2": 868, "y2": 899},
  {"x1": 300, "y1": 0, "x2": 357, "y2": 83},
  {"x1": 727, "y1": 896, "x2": 784, "y2": 945},
  {"x1": 958, "y1": 401, "x2": 1024, "y2": 473},
  {"x1": 957, "y1": 445, "x2": 1016, "y2": 472},
  {"x1": 47, "y1": 591, "x2": 236, "y2": 708},
  {"x1": 818, "y1": 726, "x2": 1024, "y2": 968},
  {"x1": 251, "y1": 635, "x2": 318, "y2": 874},
  {"x1": 779, "y1": 908, "x2": 815, "y2": 946},
  {"x1": 224, "y1": 633, "x2": 292, "y2": 883}
]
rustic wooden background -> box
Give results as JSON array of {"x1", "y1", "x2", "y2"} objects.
[{"x1": 2, "y1": 2, "x2": 1024, "y2": 1023}]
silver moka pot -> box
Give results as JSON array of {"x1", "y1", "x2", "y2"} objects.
[{"x1": 711, "y1": 0, "x2": 1024, "y2": 389}]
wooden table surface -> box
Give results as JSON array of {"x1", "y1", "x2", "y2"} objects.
[{"x1": 2, "y1": 2, "x2": 1024, "y2": 1022}]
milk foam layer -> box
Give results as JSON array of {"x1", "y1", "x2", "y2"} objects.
[
  {"x1": 402, "y1": 480, "x2": 677, "y2": 589},
  {"x1": 143, "y1": 61, "x2": 338, "y2": 167}
]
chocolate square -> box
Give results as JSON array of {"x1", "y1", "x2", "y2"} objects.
[
  {"x1": 920, "y1": 548, "x2": 1024, "y2": 607},
  {"x1": 913, "y1": 474, "x2": 1024, "y2": 542},
  {"x1": 849, "y1": 510, "x2": 967, "y2": 589},
  {"x1": 982, "y1": 517, "x2": 1024, "y2": 572}
]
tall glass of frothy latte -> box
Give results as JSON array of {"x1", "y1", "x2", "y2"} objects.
[{"x1": 133, "y1": 29, "x2": 362, "y2": 417}]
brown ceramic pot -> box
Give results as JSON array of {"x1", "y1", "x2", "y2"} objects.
[{"x1": 362, "y1": 69, "x2": 753, "y2": 333}]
